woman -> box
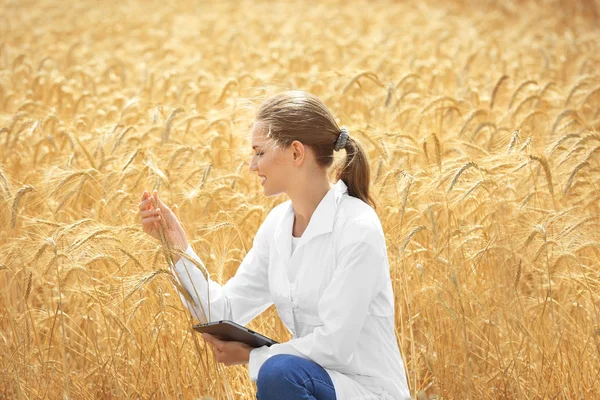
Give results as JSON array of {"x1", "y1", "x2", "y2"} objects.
[{"x1": 139, "y1": 91, "x2": 410, "y2": 400}]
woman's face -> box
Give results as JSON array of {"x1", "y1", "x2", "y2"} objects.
[{"x1": 248, "y1": 121, "x2": 293, "y2": 197}]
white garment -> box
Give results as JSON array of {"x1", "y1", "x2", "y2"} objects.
[
  {"x1": 288, "y1": 235, "x2": 301, "y2": 282},
  {"x1": 291, "y1": 234, "x2": 301, "y2": 253},
  {"x1": 171, "y1": 180, "x2": 411, "y2": 400}
]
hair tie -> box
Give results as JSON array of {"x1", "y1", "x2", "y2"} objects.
[{"x1": 334, "y1": 127, "x2": 349, "y2": 151}]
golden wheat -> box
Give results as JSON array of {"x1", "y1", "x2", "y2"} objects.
[{"x1": 0, "y1": 0, "x2": 599, "y2": 398}]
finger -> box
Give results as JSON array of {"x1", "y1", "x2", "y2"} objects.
[
  {"x1": 141, "y1": 216, "x2": 161, "y2": 228},
  {"x1": 154, "y1": 190, "x2": 166, "y2": 209},
  {"x1": 202, "y1": 333, "x2": 217, "y2": 343},
  {"x1": 138, "y1": 197, "x2": 155, "y2": 212},
  {"x1": 203, "y1": 333, "x2": 225, "y2": 350},
  {"x1": 140, "y1": 208, "x2": 161, "y2": 218},
  {"x1": 140, "y1": 191, "x2": 149, "y2": 202},
  {"x1": 141, "y1": 215, "x2": 161, "y2": 224}
]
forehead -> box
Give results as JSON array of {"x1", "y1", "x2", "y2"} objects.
[{"x1": 251, "y1": 121, "x2": 268, "y2": 146}]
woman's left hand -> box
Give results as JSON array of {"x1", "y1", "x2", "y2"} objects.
[{"x1": 202, "y1": 333, "x2": 252, "y2": 366}]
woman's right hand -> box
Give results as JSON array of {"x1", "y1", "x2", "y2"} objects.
[{"x1": 139, "y1": 190, "x2": 189, "y2": 252}]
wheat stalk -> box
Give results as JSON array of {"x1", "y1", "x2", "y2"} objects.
[
  {"x1": 161, "y1": 108, "x2": 184, "y2": 143},
  {"x1": 343, "y1": 71, "x2": 385, "y2": 93},
  {"x1": 490, "y1": 75, "x2": 509, "y2": 109},
  {"x1": 401, "y1": 225, "x2": 427, "y2": 253},
  {"x1": 508, "y1": 80, "x2": 538, "y2": 110},
  {"x1": 564, "y1": 161, "x2": 588, "y2": 195},
  {"x1": 11, "y1": 185, "x2": 35, "y2": 228},
  {"x1": 529, "y1": 155, "x2": 554, "y2": 196},
  {"x1": 447, "y1": 162, "x2": 476, "y2": 193},
  {"x1": 0, "y1": 165, "x2": 10, "y2": 194}
]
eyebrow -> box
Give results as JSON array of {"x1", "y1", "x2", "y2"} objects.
[{"x1": 252, "y1": 145, "x2": 262, "y2": 150}]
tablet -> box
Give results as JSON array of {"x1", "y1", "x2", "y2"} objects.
[{"x1": 193, "y1": 320, "x2": 278, "y2": 348}]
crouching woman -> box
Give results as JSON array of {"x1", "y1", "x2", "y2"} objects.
[{"x1": 139, "y1": 91, "x2": 411, "y2": 399}]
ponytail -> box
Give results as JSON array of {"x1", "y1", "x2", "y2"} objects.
[{"x1": 336, "y1": 136, "x2": 376, "y2": 210}]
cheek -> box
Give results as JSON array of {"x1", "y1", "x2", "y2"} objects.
[
  {"x1": 257, "y1": 157, "x2": 267, "y2": 170},
  {"x1": 256, "y1": 158, "x2": 273, "y2": 176},
  {"x1": 259, "y1": 153, "x2": 277, "y2": 170},
  {"x1": 258, "y1": 150, "x2": 287, "y2": 175}
]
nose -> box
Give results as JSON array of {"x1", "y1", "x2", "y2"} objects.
[{"x1": 249, "y1": 156, "x2": 257, "y2": 172}]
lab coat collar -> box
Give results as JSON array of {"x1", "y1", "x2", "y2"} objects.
[{"x1": 274, "y1": 180, "x2": 348, "y2": 263}]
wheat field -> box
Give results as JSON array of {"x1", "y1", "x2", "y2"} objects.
[{"x1": 1, "y1": 0, "x2": 599, "y2": 398}]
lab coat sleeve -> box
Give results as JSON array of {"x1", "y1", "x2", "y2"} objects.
[
  {"x1": 170, "y1": 217, "x2": 272, "y2": 326},
  {"x1": 248, "y1": 219, "x2": 388, "y2": 379}
]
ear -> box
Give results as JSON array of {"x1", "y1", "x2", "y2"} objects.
[{"x1": 290, "y1": 140, "x2": 305, "y2": 166}]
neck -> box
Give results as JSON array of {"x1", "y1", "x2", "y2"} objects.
[{"x1": 287, "y1": 173, "x2": 333, "y2": 228}]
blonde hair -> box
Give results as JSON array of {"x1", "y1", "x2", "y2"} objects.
[{"x1": 256, "y1": 90, "x2": 375, "y2": 209}]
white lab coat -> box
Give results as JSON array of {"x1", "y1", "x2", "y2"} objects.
[{"x1": 172, "y1": 180, "x2": 411, "y2": 399}]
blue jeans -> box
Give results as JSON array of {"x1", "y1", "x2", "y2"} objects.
[{"x1": 256, "y1": 355, "x2": 337, "y2": 400}]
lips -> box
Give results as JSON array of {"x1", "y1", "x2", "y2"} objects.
[{"x1": 259, "y1": 175, "x2": 266, "y2": 185}]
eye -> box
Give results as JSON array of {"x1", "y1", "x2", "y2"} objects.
[{"x1": 254, "y1": 151, "x2": 264, "y2": 157}]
